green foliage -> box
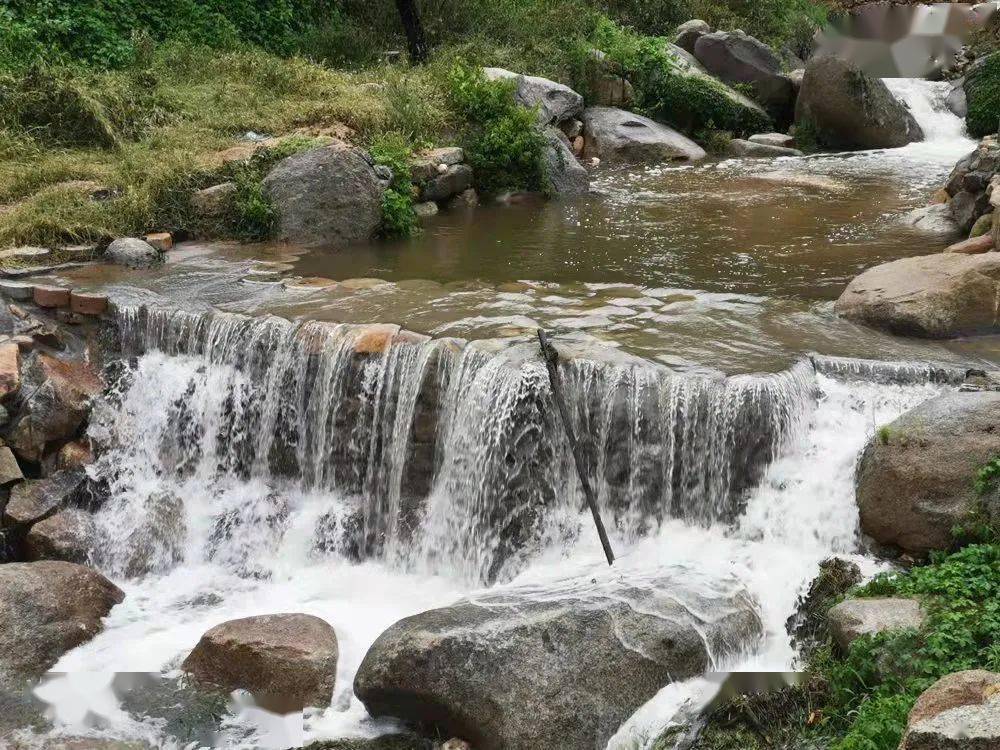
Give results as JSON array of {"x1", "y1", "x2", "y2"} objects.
[
  {"x1": 877, "y1": 426, "x2": 891, "y2": 446},
  {"x1": 0, "y1": 0, "x2": 329, "y2": 71},
  {"x1": 590, "y1": 18, "x2": 772, "y2": 136},
  {"x1": 818, "y1": 544, "x2": 1000, "y2": 750},
  {"x1": 447, "y1": 62, "x2": 547, "y2": 196},
  {"x1": 975, "y1": 456, "x2": 1000, "y2": 497},
  {"x1": 369, "y1": 131, "x2": 418, "y2": 238},
  {"x1": 966, "y1": 54, "x2": 1000, "y2": 139}
]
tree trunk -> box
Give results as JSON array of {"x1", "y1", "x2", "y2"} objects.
[{"x1": 394, "y1": 0, "x2": 429, "y2": 64}]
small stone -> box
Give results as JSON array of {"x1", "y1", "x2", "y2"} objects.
[
  {"x1": 353, "y1": 324, "x2": 400, "y2": 354},
  {"x1": 414, "y1": 201, "x2": 439, "y2": 218},
  {"x1": 446, "y1": 189, "x2": 479, "y2": 210},
  {"x1": 0, "y1": 341, "x2": 20, "y2": 399},
  {"x1": 421, "y1": 164, "x2": 474, "y2": 203},
  {"x1": 55, "y1": 310, "x2": 83, "y2": 325},
  {"x1": 143, "y1": 232, "x2": 173, "y2": 252},
  {"x1": 441, "y1": 740, "x2": 472, "y2": 750},
  {"x1": 70, "y1": 291, "x2": 109, "y2": 316},
  {"x1": 0, "y1": 281, "x2": 35, "y2": 301},
  {"x1": 945, "y1": 233, "x2": 994, "y2": 254},
  {"x1": 748, "y1": 132, "x2": 796, "y2": 148},
  {"x1": 828, "y1": 597, "x2": 925, "y2": 652},
  {"x1": 284, "y1": 276, "x2": 338, "y2": 290},
  {"x1": 191, "y1": 182, "x2": 237, "y2": 217},
  {"x1": 436, "y1": 163, "x2": 449, "y2": 174},
  {"x1": 572, "y1": 136, "x2": 584, "y2": 155},
  {"x1": 8, "y1": 304, "x2": 28, "y2": 319},
  {"x1": 590, "y1": 157, "x2": 601, "y2": 166},
  {"x1": 0, "y1": 445, "x2": 23, "y2": 485},
  {"x1": 340, "y1": 278, "x2": 389, "y2": 290},
  {"x1": 54, "y1": 440, "x2": 93, "y2": 471},
  {"x1": 410, "y1": 147, "x2": 465, "y2": 182},
  {"x1": 969, "y1": 212, "x2": 994, "y2": 238},
  {"x1": 105, "y1": 238, "x2": 162, "y2": 269},
  {"x1": 33, "y1": 286, "x2": 71, "y2": 308},
  {"x1": 931, "y1": 187, "x2": 951, "y2": 204}
]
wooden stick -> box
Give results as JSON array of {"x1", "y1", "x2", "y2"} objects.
[{"x1": 537, "y1": 329, "x2": 615, "y2": 566}]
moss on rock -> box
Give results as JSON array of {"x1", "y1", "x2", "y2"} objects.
[{"x1": 966, "y1": 54, "x2": 1000, "y2": 139}]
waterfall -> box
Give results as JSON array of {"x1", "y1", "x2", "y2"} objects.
[
  {"x1": 93, "y1": 304, "x2": 818, "y2": 584},
  {"x1": 883, "y1": 77, "x2": 969, "y2": 145}
]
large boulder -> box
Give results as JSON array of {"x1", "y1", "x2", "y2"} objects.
[
  {"x1": 354, "y1": 572, "x2": 762, "y2": 750},
  {"x1": 581, "y1": 106, "x2": 707, "y2": 164},
  {"x1": 855, "y1": 391, "x2": 1000, "y2": 554},
  {"x1": 901, "y1": 671, "x2": 1000, "y2": 750},
  {"x1": 3, "y1": 472, "x2": 97, "y2": 563},
  {"x1": 182, "y1": 613, "x2": 338, "y2": 710},
  {"x1": 7, "y1": 353, "x2": 104, "y2": 462},
  {"x1": 795, "y1": 55, "x2": 924, "y2": 149},
  {"x1": 105, "y1": 238, "x2": 162, "y2": 269},
  {"x1": 263, "y1": 142, "x2": 388, "y2": 247},
  {"x1": 827, "y1": 598, "x2": 925, "y2": 651},
  {"x1": 693, "y1": 31, "x2": 796, "y2": 128},
  {"x1": 834, "y1": 252, "x2": 1000, "y2": 338},
  {"x1": 0, "y1": 561, "x2": 123, "y2": 679},
  {"x1": 674, "y1": 19, "x2": 710, "y2": 53},
  {"x1": 483, "y1": 68, "x2": 583, "y2": 125},
  {"x1": 542, "y1": 128, "x2": 589, "y2": 196},
  {"x1": 943, "y1": 136, "x2": 999, "y2": 235}
]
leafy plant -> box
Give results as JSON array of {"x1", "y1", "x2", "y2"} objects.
[
  {"x1": 816, "y1": 544, "x2": 1000, "y2": 750},
  {"x1": 447, "y1": 62, "x2": 547, "y2": 197},
  {"x1": 369, "y1": 131, "x2": 418, "y2": 238}
]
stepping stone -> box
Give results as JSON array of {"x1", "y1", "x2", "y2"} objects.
[
  {"x1": 144, "y1": 232, "x2": 173, "y2": 251},
  {"x1": 340, "y1": 278, "x2": 390, "y2": 290}
]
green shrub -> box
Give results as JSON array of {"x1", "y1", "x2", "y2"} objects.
[
  {"x1": 816, "y1": 544, "x2": 1000, "y2": 750},
  {"x1": 966, "y1": 53, "x2": 1000, "y2": 138},
  {"x1": 1, "y1": 0, "x2": 330, "y2": 70},
  {"x1": 590, "y1": 18, "x2": 771, "y2": 136},
  {"x1": 447, "y1": 62, "x2": 547, "y2": 196},
  {"x1": 369, "y1": 131, "x2": 418, "y2": 238}
]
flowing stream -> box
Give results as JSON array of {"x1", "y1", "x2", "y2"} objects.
[{"x1": 17, "y1": 79, "x2": 998, "y2": 749}]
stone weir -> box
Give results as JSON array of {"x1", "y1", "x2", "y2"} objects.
[{"x1": 101, "y1": 303, "x2": 823, "y2": 583}]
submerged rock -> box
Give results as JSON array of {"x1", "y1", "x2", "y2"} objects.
[
  {"x1": 795, "y1": 55, "x2": 923, "y2": 149},
  {"x1": 354, "y1": 572, "x2": 762, "y2": 750},
  {"x1": 855, "y1": 391, "x2": 1000, "y2": 554},
  {"x1": 483, "y1": 68, "x2": 583, "y2": 125},
  {"x1": 542, "y1": 127, "x2": 589, "y2": 196},
  {"x1": 726, "y1": 138, "x2": 803, "y2": 158},
  {"x1": 694, "y1": 31, "x2": 796, "y2": 128},
  {"x1": 834, "y1": 252, "x2": 1000, "y2": 338},
  {"x1": 182, "y1": 612, "x2": 338, "y2": 710},
  {"x1": 581, "y1": 106, "x2": 707, "y2": 164},
  {"x1": 0, "y1": 561, "x2": 123, "y2": 679},
  {"x1": 901, "y1": 671, "x2": 1000, "y2": 750},
  {"x1": 263, "y1": 142, "x2": 387, "y2": 247},
  {"x1": 827, "y1": 597, "x2": 925, "y2": 651}
]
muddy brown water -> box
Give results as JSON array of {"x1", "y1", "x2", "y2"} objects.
[{"x1": 56, "y1": 151, "x2": 999, "y2": 375}]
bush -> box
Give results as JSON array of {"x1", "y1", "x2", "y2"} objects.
[
  {"x1": 590, "y1": 18, "x2": 772, "y2": 137},
  {"x1": 369, "y1": 131, "x2": 418, "y2": 238},
  {"x1": 815, "y1": 544, "x2": 1000, "y2": 750},
  {"x1": 0, "y1": 0, "x2": 330, "y2": 70},
  {"x1": 447, "y1": 62, "x2": 547, "y2": 196},
  {"x1": 965, "y1": 53, "x2": 1000, "y2": 138}
]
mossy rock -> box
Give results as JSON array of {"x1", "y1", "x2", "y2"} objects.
[{"x1": 966, "y1": 53, "x2": 1000, "y2": 138}]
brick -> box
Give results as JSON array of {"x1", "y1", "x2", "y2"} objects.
[
  {"x1": 70, "y1": 291, "x2": 109, "y2": 316},
  {"x1": 33, "y1": 285, "x2": 71, "y2": 308}
]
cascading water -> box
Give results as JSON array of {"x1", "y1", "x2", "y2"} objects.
[{"x1": 19, "y1": 75, "x2": 985, "y2": 750}]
